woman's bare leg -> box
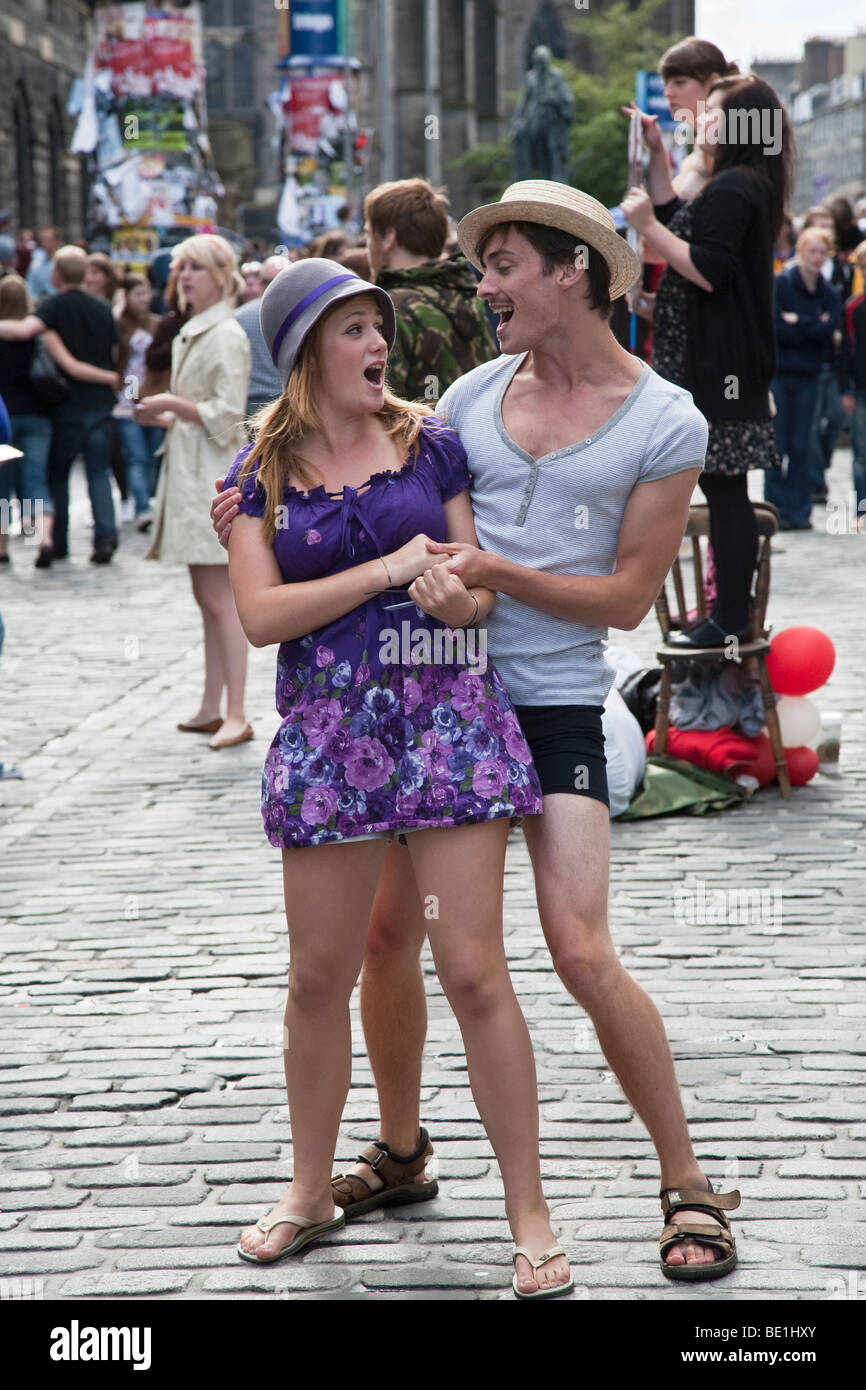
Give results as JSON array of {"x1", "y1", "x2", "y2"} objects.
[
  {"x1": 406, "y1": 821, "x2": 570, "y2": 1295},
  {"x1": 360, "y1": 843, "x2": 429, "y2": 1159},
  {"x1": 187, "y1": 565, "x2": 227, "y2": 724},
  {"x1": 238, "y1": 837, "x2": 389, "y2": 1261},
  {"x1": 189, "y1": 563, "x2": 249, "y2": 743}
]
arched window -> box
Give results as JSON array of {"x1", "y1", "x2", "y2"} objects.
[
  {"x1": 13, "y1": 84, "x2": 34, "y2": 228},
  {"x1": 49, "y1": 99, "x2": 68, "y2": 233}
]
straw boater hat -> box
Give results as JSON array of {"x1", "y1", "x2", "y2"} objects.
[
  {"x1": 457, "y1": 180, "x2": 641, "y2": 300},
  {"x1": 260, "y1": 257, "x2": 396, "y2": 387}
]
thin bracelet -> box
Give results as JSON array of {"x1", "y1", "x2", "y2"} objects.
[
  {"x1": 379, "y1": 555, "x2": 393, "y2": 589},
  {"x1": 464, "y1": 591, "x2": 479, "y2": 627}
]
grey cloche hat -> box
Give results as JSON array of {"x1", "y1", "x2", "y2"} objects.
[{"x1": 259, "y1": 257, "x2": 396, "y2": 387}]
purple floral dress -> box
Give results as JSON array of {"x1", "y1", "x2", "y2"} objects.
[{"x1": 225, "y1": 419, "x2": 543, "y2": 848}]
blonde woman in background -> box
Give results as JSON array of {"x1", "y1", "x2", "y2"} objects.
[{"x1": 140, "y1": 234, "x2": 253, "y2": 749}]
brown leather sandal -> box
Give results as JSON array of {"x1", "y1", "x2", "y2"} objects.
[
  {"x1": 659, "y1": 1180, "x2": 740, "y2": 1281},
  {"x1": 331, "y1": 1127, "x2": 438, "y2": 1218}
]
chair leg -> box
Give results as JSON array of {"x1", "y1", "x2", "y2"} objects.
[
  {"x1": 758, "y1": 658, "x2": 791, "y2": 798},
  {"x1": 654, "y1": 664, "x2": 672, "y2": 755}
]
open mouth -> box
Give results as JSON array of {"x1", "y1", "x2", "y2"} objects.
[
  {"x1": 491, "y1": 305, "x2": 514, "y2": 330},
  {"x1": 364, "y1": 363, "x2": 385, "y2": 386}
]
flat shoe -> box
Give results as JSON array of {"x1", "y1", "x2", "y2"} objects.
[
  {"x1": 177, "y1": 717, "x2": 223, "y2": 734},
  {"x1": 209, "y1": 724, "x2": 254, "y2": 749},
  {"x1": 512, "y1": 1243, "x2": 574, "y2": 1300},
  {"x1": 237, "y1": 1208, "x2": 345, "y2": 1264}
]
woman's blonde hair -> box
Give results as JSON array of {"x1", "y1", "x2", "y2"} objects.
[
  {"x1": 795, "y1": 227, "x2": 834, "y2": 258},
  {"x1": 0, "y1": 273, "x2": 33, "y2": 319},
  {"x1": 237, "y1": 303, "x2": 437, "y2": 544},
  {"x1": 170, "y1": 233, "x2": 243, "y2": 310}
]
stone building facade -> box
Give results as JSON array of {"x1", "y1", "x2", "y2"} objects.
[
  {"x1": 202, "y1": 0, "x2": 282, "y2": 238},
  {"x1": 353, "y1": 0, "x2": 695, "y2": 216},
  {"x1": 0, "y1": 0, "x2": 94, "y2": 239}
]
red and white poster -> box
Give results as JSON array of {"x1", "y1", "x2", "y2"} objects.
[
  {"x1": 286, "y1": 76, "x2": 336, "y2": 154},
  {"x1": 95, "y1": 4, "x2": 204, "y2": 99}
]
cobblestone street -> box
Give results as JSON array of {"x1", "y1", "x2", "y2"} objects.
[{"x1": 1, "y1": 455, "x2": 864, "y2": 1303}]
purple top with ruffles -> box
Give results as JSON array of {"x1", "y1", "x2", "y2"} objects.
[{"x1": 225, "y1": 419, "x2": 542, "y2": 848}]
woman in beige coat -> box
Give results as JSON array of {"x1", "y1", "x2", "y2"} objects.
[{"x1": 140, "y1": 234, "x2": 253, "y2": 749}]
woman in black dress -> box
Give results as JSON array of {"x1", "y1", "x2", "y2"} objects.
[{"x1": 623, "y1": 75, "x2": 793, "y2": 648}]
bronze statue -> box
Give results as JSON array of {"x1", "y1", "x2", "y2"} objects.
[{"x1": 511, "y1": 47, "x2": 575, "y2": 183}]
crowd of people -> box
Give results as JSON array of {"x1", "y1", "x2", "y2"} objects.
[{"x1": 2, "y1": 33, "x2": 866, "y2": 1298}]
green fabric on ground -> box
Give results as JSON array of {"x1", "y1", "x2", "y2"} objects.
[{"x1": 616, "y1": 754, "x2": 751, "y2": 819}]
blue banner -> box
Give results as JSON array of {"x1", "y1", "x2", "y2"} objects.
[
  {"x1": 289, "y1": 0, "x2": 342, "y2": 60},
  {"x1": 635, "y1": 70, "x2": 677, "y2": 130}
]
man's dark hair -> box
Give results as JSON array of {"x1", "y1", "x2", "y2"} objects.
[{"x1": 478, "y1": 220, "x2": 612, "y2": 319}]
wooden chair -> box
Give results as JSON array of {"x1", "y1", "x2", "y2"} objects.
[{"x1": 653, "y1": 502, "x2": 791, "y2": 799}]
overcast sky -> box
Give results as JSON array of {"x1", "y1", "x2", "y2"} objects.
[{"x1": 696, "y1": 0, "x2": 866, "y2": 68}]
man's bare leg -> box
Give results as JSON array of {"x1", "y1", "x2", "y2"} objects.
[
  {"x1": 522, "y1": 795, "x2": 724, "y2": 1269},
  {"x1": 353, "y1": 842, "x2": 431, "y2": 1191}
]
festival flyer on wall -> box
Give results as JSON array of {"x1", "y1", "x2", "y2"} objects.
[{"x1": 69, "y1": 1, "x2": 222, "y2": 242}]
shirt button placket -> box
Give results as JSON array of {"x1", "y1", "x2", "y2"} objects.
[{"x1": 516, "y1": 463, "x2": 538, "y2": 527}]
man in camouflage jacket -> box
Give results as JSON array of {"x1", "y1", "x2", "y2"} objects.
[{"x1": 364, "y1": 178, "x2": 498, "y2": 403}]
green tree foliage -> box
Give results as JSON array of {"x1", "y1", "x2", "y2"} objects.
[
  {"x1": 564, "y1": 0, "x2": 685, "y2": 207},
  {"x1": 452, "y1": 0, "x2": 685, "y2": 210}
]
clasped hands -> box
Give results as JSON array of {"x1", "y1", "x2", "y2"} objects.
[{"x1": 210, "y1": 478, "x2": 488, "y2": 628}]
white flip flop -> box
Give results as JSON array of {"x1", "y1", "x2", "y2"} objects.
[
  {"x1": 237, "y1": 1208, "x2": 345, "y2": 1264},
  {"x1": 512, "y1": 1243, "x2": 575, "y2": 1300}
]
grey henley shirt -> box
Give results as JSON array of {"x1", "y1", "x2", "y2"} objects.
[{"x1": 437, "y1": 353, "x2": 707, "y2": 706}]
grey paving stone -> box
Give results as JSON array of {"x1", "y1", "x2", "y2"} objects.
[
  {"x1": 30, "y1": 1210, "x2": 160, "y2": 1230},
  {"x1": 0, "y1": 1190, "x2": 89, "y2": 1212},
  {"x1": 0, "y1": 1172, "x2": 54, "y2": 1190},
  {"x1": 67, "y1": 1092, "x2": 181, "y2": 1111},
  {"x1": 96, "y1": 1226, "x2": 243, "y2": 1249},
  {"x1": 360, "y1": 1264, "x2": 506, "y2": 1289},
  {"x1": 63, "y1": 1127, "x2": 193, "y2": 1147},
  {"x1": 0, "y1": 1232, "x2": 83, "y2": 1251},
  {"x1": 115, "y1": 1247, "x2": 239, "y2": 1270},
  {"x1": 58, "y1": 1272, "x2": 193, "y2": 1297},
  {"x1": 93, "y1": 1180, "x2": 210, "y2": 1207},
  {"x1": 0, "y1": 1250, "x2": 104, "y2": 1275},
  {"x1": 66, "y1": 1166, "x2": 195, "y2": 1188},
  {"x1": 201, "y1": 1268, "x2": 350, "y2": 1292}
]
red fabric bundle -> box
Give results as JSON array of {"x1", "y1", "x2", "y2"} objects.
[
  {"x1": 646, "y1": 726, "x2": 775, "y2": 785},
  {"x1": 646, "y1": 727, "x2": 819, "y2": 787}
]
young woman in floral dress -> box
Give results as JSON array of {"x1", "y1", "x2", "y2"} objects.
[{"x1": 226, "y1": 259, "x2": 573, "y2": 1300}]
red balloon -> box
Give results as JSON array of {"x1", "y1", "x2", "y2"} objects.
[
  {"x1": 766, "y1": 626, "x2": 835, "y2": 696},
  {"x1": 784, "y1": 745, "x2": 820, "y2": 786}
]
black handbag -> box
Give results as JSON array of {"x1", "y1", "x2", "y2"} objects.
[{"x1": 29, "y1": 336, "x2": 69, "y2": 406}]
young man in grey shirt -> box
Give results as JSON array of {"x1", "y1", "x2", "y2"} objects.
[{"x1": 212, "y1": 183, "x2": 740, "y2": 1291}]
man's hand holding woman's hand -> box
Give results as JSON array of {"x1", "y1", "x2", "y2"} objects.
[{"x1": 425, "y1": 539, "x2": 490, "y2": 590}]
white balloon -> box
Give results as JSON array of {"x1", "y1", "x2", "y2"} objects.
[{"x1": 776, "y1": 696, "x2": 821, "y2": 749}]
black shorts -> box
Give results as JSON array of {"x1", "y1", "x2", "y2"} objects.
[{"x1": 514, "y1": 704, "x2": 609, "y2": 809}]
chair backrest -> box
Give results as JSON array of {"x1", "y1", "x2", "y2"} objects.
[{"x1": 655, "y1": 501, "x2": 779, "y2": 639}]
